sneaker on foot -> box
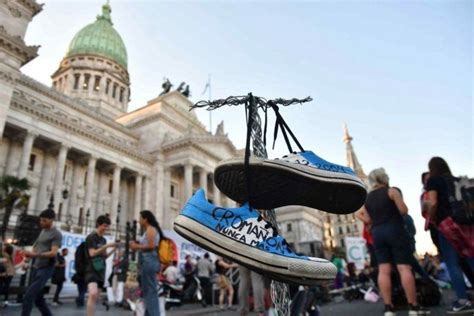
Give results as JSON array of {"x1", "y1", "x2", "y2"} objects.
[
  {"x1": 384, "y1": 305, "x2": 396, "y2": 316},
  {"x1": 214, "y1": 151, "x2": 367, "y2": 213},
  {"x1": 174, "y1": 189, "x2": 337, "y2": 285},
  {"x1": 408, "y1": 304, "x2": 430, "y2": 315},
  {"x1": 446, "y1": 300, "x2": 474, "y2": 314}
]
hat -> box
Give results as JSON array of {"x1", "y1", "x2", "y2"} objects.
[{"x1": 39, "y1": 209, "x2": 55, "y2": 219}]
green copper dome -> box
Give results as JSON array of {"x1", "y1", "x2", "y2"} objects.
[{"x1": 66, "y1": 3, "x2": 127, "y2": 68}]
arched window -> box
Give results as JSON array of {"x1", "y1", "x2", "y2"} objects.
[
  {"x1": 119, "y1": 87, "x2": 125, "y2": 102},
  {"x1": 105, "y1": 79, "x2": 111, "y2": 94},
  {"x1": 94, "y1": 76, "x2": 101, "y2": 91},
  {"x1": 83, "y1": 74, "x2": 90, "y2": 90},
  {"x1": 74, "y1": 74, "x2": 80, "y2": 89},
  {"x1": 112, "y1": 83, "x2": 118, "y2": 98}
]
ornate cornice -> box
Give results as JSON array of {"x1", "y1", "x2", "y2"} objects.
[
  {"x1": 17, "y1": 74, "x2": 137, "y2": 138},
  {"x1": 14, "y1": 0, "x2": 43, "y2": 17},
  {"x1": 10, "y1": 90, "x2": 153, "y2": 164},
  {"x1": 0, "y1": 25, "x2": 39, "y2": 65},
  {"x1": 0, "y1": 69, "x2": 17, "y2": 84}
]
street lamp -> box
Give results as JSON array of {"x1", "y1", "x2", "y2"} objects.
[{"x1": 115, "y1": 203, "x2": 121, "y2": 240}]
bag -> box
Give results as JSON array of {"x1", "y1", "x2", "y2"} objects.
[
  {"x1": 444, "y1": 176, "x2": 474, "y2": 225},
  {"x1": 438, "y1": 216, "x2": 474, "y2": 257},
  {"x1": 158, "y1": 238, "x2": 174, "y2": 265},
  {"x1": 74, "y1": 242, "x2": 87, "y2": 275},
  {"x1": 416, "y1": 278, "x2": 441, "y2": 306},
  {"x1": 91, "y1": 256, "x2": 105, "y2": 273}
]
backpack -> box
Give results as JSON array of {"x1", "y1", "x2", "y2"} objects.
[
  {"x1": 445, "y1": 176, "x2": 474, "y2": 225},
  {"x1": 74, "y1": 242, "x2": 87, "y2": 275},
  {"x1": 158, "y1": 238, "x2": 174, "y2": 266}
]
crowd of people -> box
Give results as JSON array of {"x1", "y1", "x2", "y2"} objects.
[{"x1": 0, "y1": 155, "x2": 472, "y2": 316}]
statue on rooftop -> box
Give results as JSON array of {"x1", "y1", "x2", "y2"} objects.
[{"x1": 159, "y1": 78, "x2": 173, "y2": 96}]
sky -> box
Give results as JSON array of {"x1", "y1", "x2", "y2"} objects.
[{"x1": 21, "y1": 0, "x2": 473, "y2": 255}]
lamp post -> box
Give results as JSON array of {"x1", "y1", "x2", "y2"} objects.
[
  {"x1": 84, "y1": 208, "x2": 90, "y2": 235},
  {"x1": 115, "y1": 203, "x2": 121, "y2": 240}
]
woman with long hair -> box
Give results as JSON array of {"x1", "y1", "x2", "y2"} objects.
[
  {"x1": 356, "y1": 168, "x2": 428, "y2": 316},
  {"x1": 426, "y1": 157, "x2": 474, "y2": 313},
  {"x1": 129, "y1": 210, "x2": 162, "y2": 316}
]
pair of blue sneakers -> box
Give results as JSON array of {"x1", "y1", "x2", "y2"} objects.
[{"x1": 174, "y1": 150, "x2": 367, "y2": 285}]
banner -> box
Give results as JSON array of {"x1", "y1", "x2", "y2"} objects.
[{"x1": 344, "y1": 236, "x2": 367, "y2": 270}]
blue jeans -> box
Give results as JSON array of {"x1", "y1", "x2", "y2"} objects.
[
  {"x1": 140, "y1": 253, "x2": 160, "y2": 316},
  {"x1": 438, "y1": 232, "x2": 474, "y2": 300},
  {"x1": 21, "y1": 266, "x2": 55, "y2": 316}
]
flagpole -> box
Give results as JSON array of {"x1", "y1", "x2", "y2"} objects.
[{"x1": 208, "y1": 74, "x2": 212, "y2": 133}]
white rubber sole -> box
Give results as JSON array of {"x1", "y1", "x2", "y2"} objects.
[{"x1": 174, "y1": 214, "x2": 336, "y2": 285}]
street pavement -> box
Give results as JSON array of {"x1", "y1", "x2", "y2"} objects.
[{"x1": 3, "y1": 290, "x2": 473, "y2": 316}]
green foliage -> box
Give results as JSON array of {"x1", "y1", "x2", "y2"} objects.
[{"x1": 0, "y1": 176, "x2": 31, "y2": 239}]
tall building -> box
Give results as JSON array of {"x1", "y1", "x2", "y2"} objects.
[
  {"x1": 323, "y1": 124, "x2": 368, "y2": 251},
  {"x1": 0, "y1": 1, "x2": 239, "y2": 233}
]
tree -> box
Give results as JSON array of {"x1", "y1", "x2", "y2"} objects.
[{"x1": 0, "y1": 176, "x2": 30, "y2": 240}]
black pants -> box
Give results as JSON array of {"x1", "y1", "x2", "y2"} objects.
[
  {"x1": 0, "y1": 276, "x2": 13, "y2": 301},
  {"x1": 198, "y1": 277, "x2": 211, "y2": 304},
  {"x1": 53, "y1": 282, "x2": 64, "y2": 302}
]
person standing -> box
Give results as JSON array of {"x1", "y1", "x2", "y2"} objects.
[
  {"x1": 129, "y1": 210, "x2": 162, "y2": 316},
  {"x1": 21, "y1": 209, "x2": 63, "y2": 316},
  {"x1": 215, "y1": 257, "x2": 238, "y2": 310},
  {"x1": 0, "y1": 243, "x2": 14, "y2": 307},
  {"x1": 356, "y1": 168, "x2": 429, "y2": 316},
  {"x1": 426, "y1": 157, "x2": 474, "y2": 314},
  {"x1": 238, "y1": 265, "x2": 265, "y2": 316},
  {"x1": 52, "y1": 248, "x2": 68, "y2": 305},
  {"x1": 72, "y1": 241, "x2": 87, "y2": 307},
  {"x1": 85, "y1": 215, "x2": 117, "y2": 316},
  {"x1": 107, "y1": 250, "x2": 128, "y2": 306},
  {"x1": 197, "y1": 253, "x2": 213, "y2": 306}
]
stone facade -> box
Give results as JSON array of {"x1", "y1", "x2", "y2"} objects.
[{"x1": 0, "y1": 1, "x2": 238, "y2": 233}]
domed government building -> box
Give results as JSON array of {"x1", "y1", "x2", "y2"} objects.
[
  {"x1": 0, "y1": 1, "x2": 240, "y2": 234},
  {"x1": 0, "y1": 1, "x2": 365, "y2": 256}
]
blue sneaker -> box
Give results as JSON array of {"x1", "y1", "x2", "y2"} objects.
[
  {"x1": 214, "y1": 151, "x2": 367, "y2": 214},
  {"x1": 174, "y1": 189, "x2": 337, "y2": 285}
]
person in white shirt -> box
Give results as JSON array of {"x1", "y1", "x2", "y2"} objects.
[{"x1": 163, "y1": 261, "x2": 179, "y2": 284}]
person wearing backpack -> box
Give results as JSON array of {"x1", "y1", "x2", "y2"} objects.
[
  {"x1": 72, "y1": 241, "x2": 87, "y2": 307},
  {"x1": 85, "y1": 215, "x2": 117, "y2": 316},
  {"x1": 129, "y1": 210, "x2": 162, "y2": 316},
  {"x1": 426, "y1": 157, "x2": 474, "y2": 314}
]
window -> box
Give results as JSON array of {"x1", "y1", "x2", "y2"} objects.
[
  {"x1": 28, "y1": 154, "x2": 36, "y2": 171},
  {"x1": 112, "y1": 83, "x2": 118, "y2": 98},
  {"x1": 53, "y1": 81, "x2": 57, "y2": 89},
  {"x1": 58, "y1": 78, "x2": 62, "y2": 89},
  {"x1": 341, "y1": 239, "x2": 345, "y2": 247},
  {"x1": 106, "y1": 79, "x2": 111, "y2": 94},
  {"x1": 84, "y1": 171, "x2": 88, "y2": 186},
  {"x1": 346, "y1": 226, "x2": 351, "y2": 233},
  {"x1": 119, "y1": 88, "x2": 124, "y2": 102},
  {"x1": 327, "y1": 215, "x2": 331, "y2": 223},
  {"x1": 338, "y1": 227, "x2": 343, "y2": 235},
  {"x1": 108, "y1": 179, "x2": 113, "y2": 193},
  {"x1": 83, "y1": 74, "x2": 90, "y2": 90},
  {"x1": 287, "y1": 223, "x2": 292, "y2": 232},
  {"x1": 354, "y1": 224, "x2": 358, "y2": 232},
  {"x1": 94, "y1": 76, "x2": 101, "y2": 91},
  {"x1": 170, "y1": 184, "x2": 176, "y2": 198},
  {"x1": 328, "y1": 228, "x2": 332, "y2": 237},
  {"x1": 74, "y1": 74, "x2": 80, "y2": 89},
  {"x1": 337, "y1": 215, "x2": 341, "y2": 223},
  {"x1": 79, "y1": 207, "x2": 84, "y2": 226}
]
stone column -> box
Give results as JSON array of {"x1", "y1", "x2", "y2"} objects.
[
  {"x1": 134, "y1": 174, "x2": 142, "y2": 220},
  {"x1": 53, "y1": 144, "x2": 69, "y2": 212},
  {"x1": 17, "y1": 131, "x2": 36, "y2": 179},
  {"x1": 163, "y1": 169, "x2": 171, "y2": 228},
  {"x1": 110, "y1": 164, "x2": 121, "y2": 218},
  {"x1": 83, "y1": 156, "x2": 97, "y2": 219},
  {"x1": 68, "y1": 162, "x2": 82, "y2": 219},
  {"x1": 5, "y1": 138, "x2": 20, "y2": 176},
  {"x1": 99, "y1": 76, "x2": 107, "y2": 100},
  {"x1": 95, "y1": 172, "x2": 105, "y2": 215},
  {"x1": 184, "y1": 164, "x2": 193, "y2": 201},
  {"x1": 142, "y1": 176, "x2": 150, "y2": 210},
  {"x1": 65, "y1": 73, "x2": 74, "y2": 93},
  {"x1": 0, "y1": 69, "x2": 20, "y2": 137},
  {"x1": 199, "y1": 169, "x2": 208, "y2": 192},
  {"x1": 123, "y1": 88, "x2": 129, "y2": 109},
  {"x1": 212, "y1": 175, "x2": 221, "y2": 206},
  {"x1": 36, "y1": 153, "x2": 54, "y2": 210}
]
